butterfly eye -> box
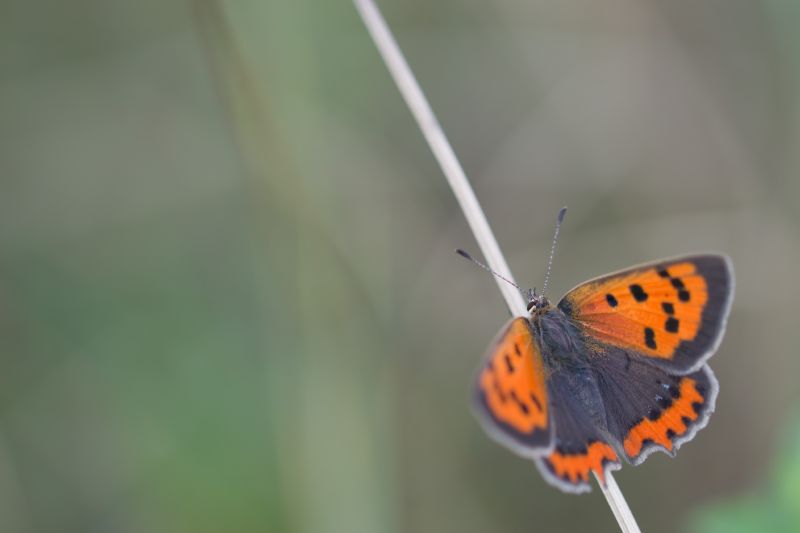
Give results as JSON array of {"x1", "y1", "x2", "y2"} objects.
[{"x1": 527, "y1": 300, "x2": 536, "y2": 311}]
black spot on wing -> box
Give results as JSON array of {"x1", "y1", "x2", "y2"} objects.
[
  {"x1": 644, "y1": 327, "x2": 656, "y2": 349},
  {"x1": 629, "y1": 284, "x2": 648, "y2": 302},
  {"x1": 665, "y1": 317, "x2": 680, "y2": 333},
  {"x1": 529, "y1": 393, "x2": 543, "y2": 412},
  {"x1": 510, "y1": 390, "x2": 529, "y2": 414},
  {"x1": 606, "y1": 294, "x2": 618, "y2": 307},
  {"x1": 656, "y1": 380, "x2": 680, "y2": 399},
  {"x1": 656, "y1": 395, "x2": 672, "y2": 409}
]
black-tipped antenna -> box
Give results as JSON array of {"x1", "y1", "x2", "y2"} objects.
[
  {"x1": 541, "y1": 207, "x2": 567, "y2": 297},
  {"x1": 455, "y1": 249, "x2": 523, "y2": 293}
]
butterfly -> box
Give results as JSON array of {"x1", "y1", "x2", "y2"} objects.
[{"x1": 463, "y1": 212, "x2": 734, "y2": 493}]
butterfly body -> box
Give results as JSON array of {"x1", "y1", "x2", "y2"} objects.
[
  {"x1": 537, "y1": 308, "x2": 590, "y2": 366},
  {"x1": 473, "y1": 254, "x2": 733, "y2": 493}
]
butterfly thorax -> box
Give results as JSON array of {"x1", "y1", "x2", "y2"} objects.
[{"x1": 534, "y1": 308, "x2": 584, "y2": 362}]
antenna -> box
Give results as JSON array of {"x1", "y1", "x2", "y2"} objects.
[
  {"x1": 455, "y1": 249, "x2": 523, "y2": 293},
  {"x1": 541, "y1": 206, "x2": 567, "y2": 297}
]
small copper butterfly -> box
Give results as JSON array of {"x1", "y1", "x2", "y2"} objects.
[{"x1": 460, "y1": 208, "x2": 734, "y2": 493}]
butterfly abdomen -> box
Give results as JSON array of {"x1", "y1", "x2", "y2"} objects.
[{"x1": 538, "y1": 312, "x2": 608, "y2": 429}]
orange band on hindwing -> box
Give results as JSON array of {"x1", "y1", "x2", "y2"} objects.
[
  {"x1": 545, "y1": 442, "x2": 618, "y2": 484},
  {"x1": 623, "y1": 377, "x2": 704, "y2": 458}
]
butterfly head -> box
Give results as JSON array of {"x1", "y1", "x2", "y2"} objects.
[{"x1": 525, "y1": 287, "x2": 552, "y2": 316}]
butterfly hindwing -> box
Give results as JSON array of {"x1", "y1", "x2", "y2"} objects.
[
  {"x1": 589, "y1": 346, "x2": 718, "y2": 464},
  {"x1": 473, "y1": 317, "x2": 552, "y2": 457},
  {"x1": 558, "y1": 254, "x2": 734, "y2": 374},
  {"x1": 535, "y1": 365, "x2": 620, "y2": 493}
]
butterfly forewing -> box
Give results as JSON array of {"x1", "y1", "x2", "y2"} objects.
[
  {"x1": 558, "y1": 254, "x2": 734, "y2": 374},
  {"x1": 473, "y1": 317, "x2": 553, "y2": 456}
]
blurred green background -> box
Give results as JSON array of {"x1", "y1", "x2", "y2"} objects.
[{"x1": 2, "y1": 1, "x2": 800, "y2": 532}]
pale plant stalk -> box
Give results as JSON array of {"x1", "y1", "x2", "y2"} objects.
[{"x1": 353, "y1": 1, "x2": 641, "y2": 531}]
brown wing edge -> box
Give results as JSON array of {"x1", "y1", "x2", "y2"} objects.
[
  {"x1": 667, "y1": 254, "x2": 735, "y2": 374},
  {"x1": 471, "y1": 317, "x2": 555, "y2": 459}
]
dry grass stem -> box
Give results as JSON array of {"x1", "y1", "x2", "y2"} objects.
[{"x1": 353, "y1": 1, "x2": 642, "y2": 531}]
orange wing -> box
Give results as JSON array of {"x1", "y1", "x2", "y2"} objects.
[
  {"x1": 473, "y1": 317, "x2": 553, "y2": 457},
  {"x1": 558, "y1": 255, "x2": 733, "y2": 373}
]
